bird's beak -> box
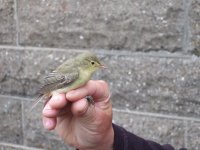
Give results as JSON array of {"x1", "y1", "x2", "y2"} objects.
[{"x1": 100, "y1": 64, "x2": 107, "y2": 69}]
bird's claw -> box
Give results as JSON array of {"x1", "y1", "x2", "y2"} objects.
[{"x1": 86, "y1": 96, "x2": 95, "y2": 105}]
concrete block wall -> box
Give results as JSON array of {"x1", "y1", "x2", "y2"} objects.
[{"x1": 0, "y1": 0, "x2": 199, "y2": 149}]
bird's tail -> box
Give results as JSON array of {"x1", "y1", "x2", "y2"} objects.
[{"x1": 30, "y1": 94, "x2": 45, "y2": 111}]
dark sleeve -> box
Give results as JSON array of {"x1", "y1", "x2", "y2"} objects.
[{"x1": 112, "y1": 123, "x2": 187, "y2": 150}]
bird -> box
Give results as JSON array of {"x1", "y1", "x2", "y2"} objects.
[{"x1": 31, "y1": 51, "x2": 105, "y2": 110}]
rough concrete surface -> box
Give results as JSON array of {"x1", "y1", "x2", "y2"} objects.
[
  {"x1": 0, "y1": 0, "x2": 16, "y2": 45},
  {"x1": 0, "y1": 0, "x2": 200, "y2": 149}
]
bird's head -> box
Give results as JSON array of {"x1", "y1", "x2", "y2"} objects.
[{"x1": 78, "y1": 52, "x2": 106, "y2": 73}]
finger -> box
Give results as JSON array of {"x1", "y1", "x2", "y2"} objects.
[
  {"x1": 43, "y1": 94, "x2": 67, "y2": 118},
  {"x1": 94, "y1": 80, "x2": 110, "y2": 100},
  {"x1": 43, "y1": 103, "x2": 59, "y2": 118},
  {"x1": 66, "y1": 80, "x2": 96, "y2": 101},
  {"x1": 43, "y1": 116, "x2": 57, "y2": 130},
  {"x1": 48, "y1": 94, "x2": 67, "y2": 109},
  {"x1": 71, "y1": 98, "x2": 89, "y2": 116},
  {"x1": 66, "y1": 80, "x2": 110, "y2": 102}
]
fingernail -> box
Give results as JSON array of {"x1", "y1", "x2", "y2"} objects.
[
  {"x1": 66, "y1": 90, "x2": 75, "y2": 98},
  {"x1": 44, "y1": 104, "x2": 52, "y2": 110},
  {"x1": 44, "y1": 119, "x2": 52, "y2": 129}
]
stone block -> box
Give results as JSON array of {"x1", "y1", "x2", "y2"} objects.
[
  {"x1": 187, "y1": 121, "x2": 200, "y2": 150},
  {"x1": 100, "y1": 54, "x2": 200, "y2": 118},
  {"x1": 113, "y1": 111, "x2": 186, "y2": 149},
  {"x1": 18, "y1": 0, "x2": 184, "y2": 52},
  {"x1": 0, "y1": 0, "x2": 16, "y2": 45},
  {"x1": 0, "y1": 96, "x2": 22, "y2": 144},
  {"x1": 189, "y1": 0, "x2": 200, "y2": 55}
]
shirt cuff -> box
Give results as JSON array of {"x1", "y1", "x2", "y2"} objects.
[{"x1": 112, "y1": 123, "x2": 183, "y2": 150}]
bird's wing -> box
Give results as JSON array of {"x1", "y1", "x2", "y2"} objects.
[{"x1": 39, "y1": 68, "x2": 79, "y2": 94}]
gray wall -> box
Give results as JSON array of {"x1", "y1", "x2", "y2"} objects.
[{"x1": 0, "y1": 0, "x2": 200, "y2": 149}]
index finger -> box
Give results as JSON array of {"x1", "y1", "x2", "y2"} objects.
[
  {"x1": 43, "y1": 94, "x2": 67, "y2": 118},
  {"x1": 66, "y1": 80, "x2": 110, "y2": 102}
]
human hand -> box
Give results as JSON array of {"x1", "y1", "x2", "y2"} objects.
[{"x1": 42, "y1": 80, "x2": 114, "y2": 150}]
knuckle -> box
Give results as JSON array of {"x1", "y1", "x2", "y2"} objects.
[
  {"x1": 98, "y1": 80, "x2": 109, "y2": 92},
  {"x1": 98, "y1": 80, "x2": 108, "y2": 87}
]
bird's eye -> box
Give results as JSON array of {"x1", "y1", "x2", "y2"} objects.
[{"x1": 91, "y1": 61, "x2": 95, "y2": 65}]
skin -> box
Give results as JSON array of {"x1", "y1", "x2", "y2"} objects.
[{"x1": 42, "y1": 80, "x2": 114, "y2": 150}]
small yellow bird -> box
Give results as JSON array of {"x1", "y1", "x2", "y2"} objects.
[{"x1": 31, "y1": 51, "x2": 105, "y2": 109}]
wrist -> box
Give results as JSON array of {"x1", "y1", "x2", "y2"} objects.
[
  {"x1": 74, "y1": 125, "x2": 114, "y2": 150},
  {"x1": 96, "y1": 125, "x2": 114, "y2": 150}
]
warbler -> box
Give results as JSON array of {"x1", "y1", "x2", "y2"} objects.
[{"x1": 31, "y1": 51, "x2": 105, "y2": 109}]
